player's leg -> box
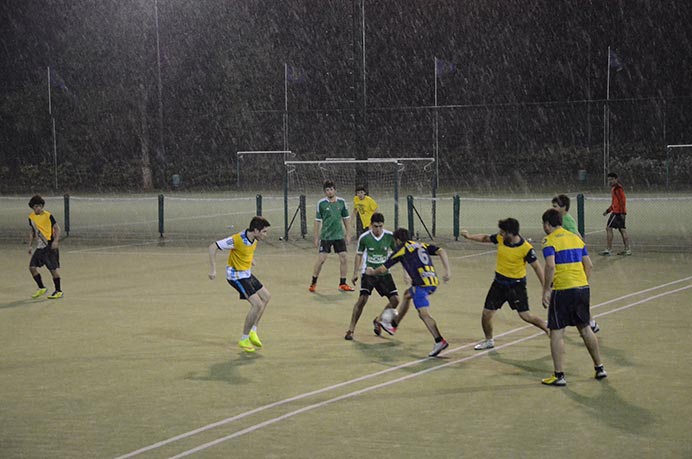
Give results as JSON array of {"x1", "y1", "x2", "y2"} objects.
[
  {"x1": 474, "y1": 282, "x2": 501, "y2": 350},
  {"x1": 29, "y1": 250, "x2": 47, "y2": 298},
  {"x1": 335, "y1": 241, "x2": 353, "y2": 291},
  {"x1": 346, "y1": 295, "x2": 368, "y2": 340},
  {"x1": 310, "y1": 249, "x2": 329, "y2": 291},
  {"x1": 513, "y1": 284, "x2": 548, "y2": 335},
  {"x1": 542, "y1": 290, "x2": 566, "y2": 385},
  {"x1": 618, "y1": 228, "x2": 631, "y2": 253}
]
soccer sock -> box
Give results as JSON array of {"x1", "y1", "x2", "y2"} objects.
[
  {"x1": 53, "y1": 277, "x2": 61, "y2": 292},
  {"x1": 555, "y1": 371, "x2": 565, "y2": 379},
  {"x1": 33, "y1": 274, "x2": 45, "y2": 289},
  {"x1": 340, "y1": 277, "x2": 346, "y2": 285},
  {"x1": 311, "y1": 276, "x2": 318, "y2": 285},
  {"x1": 434, "y1": 336, "x2": 443, "y2": 343},
  {"x1": 595, "y1": 365, "x2": 604, "y2": 371},
  {"x1": 251, "y1": 325, "x2": 257, "y2": 333},
  {"x1": 240, "y1": 334, "x2": 249, "y2": 341}
]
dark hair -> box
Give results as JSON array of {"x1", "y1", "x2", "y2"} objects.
[
  {"x1": 323, "y1": 180, "x2": 336, "y2": 190},
  {"x1": 28, "y1": 195, "x2": 45, "y2": 208},
  {"x1": 355, "y1": 185, "x2": 367, "y2": 193},
  {"x1": 551, "y1": 194, "x2": 571, "y2": 211},
  {"x1": 370, "y1": 212, "x2": 384, "y2": 224},
  {"x1": 393, "y1": 227, "x2": 410, "y2": 243},
  {"x1": 498, "y1": 218, "x2": 520, "y2": 236},
  {"x1": 542, "y1": 208, "x2": 563, "y2": 227},
  {"x1": 607, "y1": 172, "x2": 618, "y2": 179},
  {"x1": 249, "y1": 216, "x2": 271, "y2": 231}
]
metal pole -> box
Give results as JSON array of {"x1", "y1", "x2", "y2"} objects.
[{"x1": 154, "y1": 0, "x2": 166, "y2": 186}]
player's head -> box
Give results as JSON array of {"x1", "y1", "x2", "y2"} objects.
[
  {"x1": 551, "y1": 194, "x2": 570, "y2": 213},
  {"x1": 393, "y1": 227, "x2": 410, "y2": 245},
  {"x1": 498, "y1": 218, "x2": 520, "y2": 237},
  {"x1": 323, "y1": 180, "x2": 336, "y2": 197},
  {"x1": 248, "y1": 216, "x2": 271, "y2": 240},
  {"x1": 370, "y1": 212, "x2": 384, "y2": 236},
  {"x1": 542, "y1": 208, "x2": 563, "y2": 234},
  {"x1": 607, "y1": 172, "x2": 618, "y2": 179},
  {"x1": 28, "y1": 195, "x2": 45, "y2": 211},
  {"x1": 606, "y1": 172, "x2": 619, "y2": 186},
  {"x1": 355, "y1": 185, "x2": 367, "y2": 199}
]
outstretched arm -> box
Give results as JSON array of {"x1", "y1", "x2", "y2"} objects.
[{"x1": 460, "y1": 230, "x2": 491, "y2": 243}]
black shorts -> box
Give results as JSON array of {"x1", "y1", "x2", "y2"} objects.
[
  {"x1": 547, "y1": 287, "x2": 591, "y2": 329},
  {"x1": 30, "y1": 247, "x2": 60, "y2": 271},
  {"x1": 319, "y1": 239, "x2": 347, "y2": 254},
  {"x1": 606, "y1": 213, "x2": 627, "y2": 229},
  {"x1": 227, "y1": 275, "x2": 264, "y2": 300},
  {"x1": 359, "y1": 273, "x2": 398, "y2": 298},
  {"x1": 484, "y1": 280, "x2": 530, "y2": 312}
]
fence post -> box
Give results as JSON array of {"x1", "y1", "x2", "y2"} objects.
[
  {"x1": 256, "y1": 194, "x2": 262, "y2": 216},
  {"x1": 300, "y1": 195, "x2": 307, "y2": 239},
  {"x1": 407, "y1": 195, "x2": 414, "y2": 235},
  {"x1": 577, "y1": 193, "x2": 585, "y2": 240},
  {"x1": 453, "y1": 194, "x2": 460, "y2": 240},
  {"x1": 158, "y1": 194, "x2": 164, "y2": 238},
  {"x1": 63, "y1": 194, "x2": 70, "y2": 237}
]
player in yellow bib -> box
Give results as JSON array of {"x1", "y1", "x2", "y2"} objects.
[
  {"x1": 461, "y1": 218, "x2": 548, "y2": 351},
  {"x1": 208, "y1": 216, "x2": 272, "y2": 353},
  {"x1": 352, "y1": 185, "x2": 378, "y2": 237},
  {"x1": 27, "y1": 195, "x2": 63, "y2": 299}
]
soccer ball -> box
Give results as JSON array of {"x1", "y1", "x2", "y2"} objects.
[{"x1": 380, "y1": 308, "x2": 398, "y2": 324}]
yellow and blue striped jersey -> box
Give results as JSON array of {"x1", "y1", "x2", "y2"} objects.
[
  {"x1": 215, "y1": 230, "x2": 257, "y2": 280},
  {"x1": 542, "y1": 227, "x2": 589, "y2": 290},
  {"x1": 384, "y1": 240, "x2": 441, "y2": 287}
]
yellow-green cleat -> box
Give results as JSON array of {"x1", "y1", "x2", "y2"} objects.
[
  {"x1": 238, "y1": 338, "x2": 255, "y2": 353},
  {"x1": 47, "y1": 291, "x2": 63, "y2": 299},
  {"x1": 248, "y1": 330, "x2": 263, "y2": 348},
  {"x1": 31, "y1": 288, "x2": 47, "y2": 299}
]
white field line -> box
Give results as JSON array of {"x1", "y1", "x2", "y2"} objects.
[{"x1": 114, "y1": 276, "x2": 692, "y2": 459}]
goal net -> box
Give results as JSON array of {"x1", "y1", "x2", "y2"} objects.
[{"x1": 283, "y1": 158, "x2": 435, "y2": 239}]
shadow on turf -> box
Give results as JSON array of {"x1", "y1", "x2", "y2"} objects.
[
  {"x1": 0, "y1": 298, "x2": 39, "y2": 310},
  {"x1": 184, "y1": 353, "x2": 262, "y2": 384}
]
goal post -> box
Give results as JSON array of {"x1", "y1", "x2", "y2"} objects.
[{"x1": 283, "y1": 157, "x2": 435, "y2": 240}]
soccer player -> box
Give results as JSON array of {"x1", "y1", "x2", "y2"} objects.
[
  {"x1": 208, "y1": 216, "x2": 272, "y2": 353},
  {"x1": 309, "y1": 180, "x2": 354, "y2": 292},
  {"x1": 551, "y1": 194, "x2": 579, "y2": 236},
  {"x1": 352, "y1": 185, "x2": 378, "y2": 237},
  {"x1": 461, "y1": 218, "x2": 549, "y2": 351},
  {"x1": 27, "y1": 195, "x2": 63, "y2": 299},
  {"x1": 551, "y1": 194, "x2": 600, "y2": 333},
  {"x1": 540, "y1": 208, "x2": 607, "y2": 386},
  {"x1": 345, "y1": 212, "x2": 399, "y2": 340},
  {"x1": 601, "y1": 172, "x2": 632, "y2": 256},
  {"x1": 366, "y1": 228, "x2": 451, "y2": 357}
]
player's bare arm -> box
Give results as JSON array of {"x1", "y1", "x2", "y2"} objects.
[
  {"x1": 530, "y1": 259, "x2": 545, "y2": 287},
  {"x1": 352, "y1": 253, "x2": 363, "y2": 285},
  {"x1": 208, "y1": 242, "x2": 219, "y2": 280},
  {"x1": 436, "y1": 248, "x2": 451, "y2": 282},
  {"x1": 313, "y1": 220, "x2": 321, "y2": 247},
  {"x1": 582, "y1": 255, "x2": 593, "y2": 281},
  {"x1": 52, "y1": 223, "x2": 61, "y2": 250},
  {"x1": 460, "y1": 230, "x2": 491, "y2": 243},
  {"x1": 542, "y1": 255, "x2": 556, "y2": 308}
]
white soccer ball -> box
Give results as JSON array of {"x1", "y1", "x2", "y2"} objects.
[{"x1": 380, "y1": 308, "x2": 398, "y2": 324}]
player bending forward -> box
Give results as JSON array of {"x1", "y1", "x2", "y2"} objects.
[
  {"x1": 366, "y1": 228, "x2": 451, "y2": 357},
  {"x1": 208, "y1": 216, "x2": 272, "y2": 353}
]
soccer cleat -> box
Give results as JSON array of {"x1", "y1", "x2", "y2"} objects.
[
  {"x1": 474, "y1": 338, "x2": 495, "y2": 351},
  {"x1": 238, "y1": 338, "x2": 255, "y2": 353},
  {"x1": 308, "y1": 283, "x2": 317, "y2": 293},
  {"x1": 344, "y1": 330, "x2": 354, "y2": 341},
  {"x1": 428, "y1": 339, "x2": 449, "y2": 357},
  {"x1": 595, "y1": 365, "x2": 608, "y2": 380},
  {"x1": 47, "y1": 291, "x2": 63, "y2": 299},
  {"x1": 338, "y1": 283, "x2": 355, "y2": 292},
  {"x1": 617, "y1": 249, "x2": 632, "y2": 256},
  {"x1": 599, "y1": 249, "x2": 612, "y2": 256},
  {"x1": 31, "y1": 287, "x2": 47, "y2": 299},
  {"x1": 248, "y1": 330, "x2": 263, "y2": 348},
  {"x1": 372, "y1": 318, "x2": 382, "y2": 336},
  {"x1": 590, "y1": 321, "x2": 600, "y2": 333},
  {"x1": 542, "y1": 374, "x2": 567, "y2": 386},
  {"x1": 378, "y1": 321, "x2": 397, "y2": 336}
]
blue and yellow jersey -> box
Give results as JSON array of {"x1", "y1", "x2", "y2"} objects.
[
  {"x1": 542, "y1": 227, "x2": 589, "y2": 290},
  {"x1": 28, "y1": 210, "x2": 56, "y2": 249},
  {"x1": 215, "y1": 230, "x2": 257, "y2": 280},
  {"x1": 489, "y1": 233, "x2": 537, "y2": 284},
  {"x1": 384, "y1": 240, "x2": 441, "y2": 287}
]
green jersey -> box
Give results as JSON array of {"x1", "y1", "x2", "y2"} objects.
[
  {"x1": 316, "y1": 197, "x2": 349, "y2": 240},
  {"x1": 356, "y1": 229, "x2": 396, "y2": 274},
  {"x1": 562, "y1": 213, "x2": 579, "y2": 235}
]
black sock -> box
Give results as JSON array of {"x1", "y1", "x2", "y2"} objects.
[
  {"x1": 434, "y1": 336, "x2": 443, "y2": 343},
  {"x1": 33, "y1": 274, "x2": 45, "y2": 289},
  {"x1": 595, "y1": 365, "x2": 604, "y2": 371},
  {"x1": 340, "y1": 278, "x2": 346, "y2": 285},
  {"x1": 391, "y1": 320, "x2": 399, "y2": 327},
  {"x1": 53, "y1": 277, "x2": 61, "y2": 292},
  {"x1": 312, "y1": 276, "x2": 318, "y2": 285},
  {"x1": 555, "y1": 371, "x2": 565, "y2": 379}
]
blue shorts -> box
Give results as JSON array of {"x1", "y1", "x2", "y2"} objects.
[{"x1": 409, "y1": 285, "x2": 437, "y2": 309}]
